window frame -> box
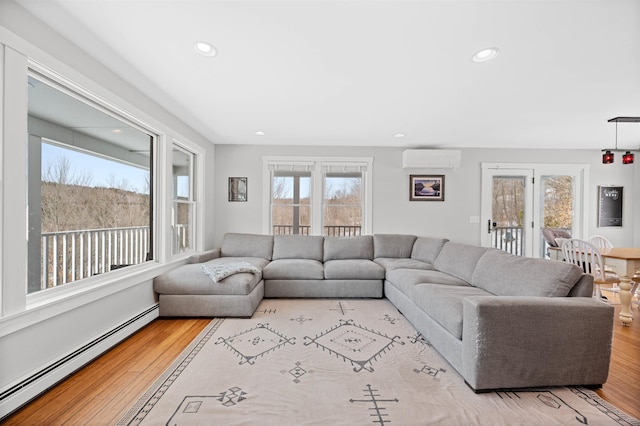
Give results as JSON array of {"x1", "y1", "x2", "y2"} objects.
[
  {"x1": 0, "y1": 48, "x2": 205, "y2": 329},
  {"x1": 28, "y1": 71, "x2": 159, "y2": 294},
  {"x1": 262, "y1": 156, "x2": 373, "y2": 236},
  {"x1": 24, "y1": 66, "x2": 159, "y2": 301},
  {"x1": 171, "y1": 143, "x2": 197, "y2": 255}
]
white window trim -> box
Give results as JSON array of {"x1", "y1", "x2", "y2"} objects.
[
  {"x1": 0, "y1": 39, "x2": 207, "y2": 332},
  {"x1": 480, "y1": 162, "x2": 589, "y2": 258},
  {"x1": 169, "y1": 141, "x2": 203, "y2": 256},
  {"x1": 262, "y1": 156, "x2": 373, "y2": 235}
]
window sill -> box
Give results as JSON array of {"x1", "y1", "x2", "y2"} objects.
[{"x1": 0, "y1": 260, "x2": 184, "y2": 338}]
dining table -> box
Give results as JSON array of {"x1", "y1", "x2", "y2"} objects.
[{"x1": 598, "y1": 247, "x2": 640, "y2": 326}]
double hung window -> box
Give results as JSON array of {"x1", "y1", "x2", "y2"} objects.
[
  {"x1": 172, "y1": 145, "x2": 196, "y2": 254},
  {"x1": 323, "y1": 164, "x2": 364, "y2": 236},
  {"x1": 264, "y1": 157, "x2": 372, "y2": 236}
]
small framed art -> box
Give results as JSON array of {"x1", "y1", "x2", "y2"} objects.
[
  {"x1": 410, "y1": 175, "x2": 445, "y2": 201},
  {"x1": 228, "y1": 177, "x2": 248, "y2": 202}
]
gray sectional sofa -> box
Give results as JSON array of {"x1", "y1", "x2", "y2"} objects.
[{"x1": 153, "y1": 232, "x2": 614, "y2": 391}]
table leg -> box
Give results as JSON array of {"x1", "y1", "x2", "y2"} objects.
[{"x1": 619, "y1": 277, "x2": 633, "y2": 326}]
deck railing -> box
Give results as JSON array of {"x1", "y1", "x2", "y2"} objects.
[
  {"x1": 491, "y1": 226, "x2": 523, "y2": 256},
  {"x1": 40, "y1": 226, "x2": 150, "y2": 290},
  {"x1": 273, "y1": 225, "x2": 361, "y2": 237}
]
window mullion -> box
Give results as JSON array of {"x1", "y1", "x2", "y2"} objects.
[{"x1": 312, "y1": 165, "x2": 323, "y2": 235}]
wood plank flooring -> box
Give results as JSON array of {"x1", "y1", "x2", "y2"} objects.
[{"x1": 3, "y1": 300, "x2": 639, "y2": 425}]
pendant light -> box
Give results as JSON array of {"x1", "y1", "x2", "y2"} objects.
[
  {"x1": 604, "y1": 117, "x2": 640, "y2": 164},
  {"x1": 602, "y1": 150, "x2": 614, "y2": 164}
]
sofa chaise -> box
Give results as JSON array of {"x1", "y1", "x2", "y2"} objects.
[{"x1": 153, "y1": 232, "x2": 614, "y2": 391}]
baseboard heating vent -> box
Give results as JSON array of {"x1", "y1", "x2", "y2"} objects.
[{"x1": 0, "y1": 304, "x2": 158, "y2": 407}]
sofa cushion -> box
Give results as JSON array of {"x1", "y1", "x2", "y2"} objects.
[
  {"x1": 374, "y1": 258, "x2": 434, "y2": 274},
  {"x1": 324, "y1": 236, "x2": 374, "y2": 261},
  {"x1": 411, "y1": 237, "x2": 449, "y2": 264},
  {"x1": 373, "y1": 234, "x2": 417, "y2": 258},
  {"x1": 273, "y1": 235, "x2": 323, "y2": 261},
  {"x1": 412, "y1": 284, "x2": 492, "y2": 339},
  {"x1": 471, "y1": 249, "x2": 583, "y2": 297},
  {"x1": 221, "y1": 233, "x2": 274, "y2": 260},
  {"x1": 154, "y1": 257, "x2": 267, "y2": 296},
  {"x1": 433, "y1": 242, "x2": 487, "y2": 283},
  {"x1": 387, "y1": 268, "x2": 470, "y2": 288},
  {"x1": 324, "y1": 259, "x2": 385, "y2": 280},
  {"x1": 263, "y1": 259, "x2": 324, "y2": 280}
]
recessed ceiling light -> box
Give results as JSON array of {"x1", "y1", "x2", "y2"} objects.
[
  {"x1": 112, "y1": 129, "x2": 123, "y2": 134},
  {"x1": 255, "y1": 131, "x2": 266, "y2": 136},
  {"x1": 394, "y1": 133, "x2": 405, "y2": 138},
  {"x1": 194, "y1": 41, "x2": 217, "y2": 57},
  {"x1": 472, "y1": 47, "x2": 499, "y2": 63}
]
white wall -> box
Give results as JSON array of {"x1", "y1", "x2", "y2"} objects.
[
  {"x1": 214, "y1": 144, "x2": 639, "y2": 248},
  {"x1": 0, "y1": 1, "x2": 215, "y2": 416}
]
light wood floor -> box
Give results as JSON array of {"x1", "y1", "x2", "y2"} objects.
[{"x1": 3, "y1": 299, "x2": 639, "y2": 425}]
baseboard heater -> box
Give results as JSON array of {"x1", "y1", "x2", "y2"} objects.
[{"x1": 0, "y1": 304, "x2": 158, "y2": 417}]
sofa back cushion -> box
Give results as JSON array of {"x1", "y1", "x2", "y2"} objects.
[
  {"x1": 472, "y1": 249, "x2": 583, "y2": 297},
  {"x1": 324, "y1": 236, "x2": 374, "y2": 261},
  {"x1": 273, "y1": 235, "x2": 324, "y2": 261},
  {"x1": 433, "y1": 242, "x2": 487, "y2": 283},
  {"x1": 221, "y1": 233, "x2": 274, "y2": 260},
  {"x1": 411, "y1": 237, "x2": 449, "y2": 264},
  {"x1": 373, "y1": 234, "x2": 417, "y2": 258}
]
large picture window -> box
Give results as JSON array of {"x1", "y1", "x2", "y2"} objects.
[
  {"x1": 27, "y1": 73, "x2": 154, "y2": 293},
  {"x1": 264, "y1": 157, "x2": 372, "y2": 236}
]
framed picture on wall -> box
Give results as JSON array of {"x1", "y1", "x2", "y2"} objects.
[
  {"x1": 598, "y1": 185, "x2": 623, "y2": 227},
  {"x1": 410, "y1": 175, "x2": 445, "y2": 201},
  {"x1": 229, "y1": 177, "x2": 248, "y2": 202}
]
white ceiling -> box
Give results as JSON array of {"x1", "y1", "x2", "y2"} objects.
[{"x1": 16, "y1": 0, "x2": 640, "y2": 150}]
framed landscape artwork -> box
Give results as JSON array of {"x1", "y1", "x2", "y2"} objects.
[
  {"x1": 228, "y1": 177, "x2": 248, "y2": 202},
  {"x1": 410, "y1": 175, "x2": 445, "y2": 201}
]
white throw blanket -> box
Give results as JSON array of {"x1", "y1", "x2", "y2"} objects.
[{"x1": 201, "y1": 262, "x2": 260, "y2": 283}]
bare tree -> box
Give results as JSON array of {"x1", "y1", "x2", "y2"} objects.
[
  {"x1": 543, "y1": 176, "x2": 573, "y2": 228},
  {"x1": 41, "y1": 156, "x2": 150, "y2": 232}
]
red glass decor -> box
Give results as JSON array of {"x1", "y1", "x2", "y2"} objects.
[
  {"x1": 622, "y1": 151, "x2": 634, "y2": 164},
  {"x1": 602, "y1": 150, "x2": 614, "y2": 164}
]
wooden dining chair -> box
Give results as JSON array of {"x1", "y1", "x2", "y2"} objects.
[
  {"x1": 561, "y1": 238, "x2": 620, "y2": 299},
  {"x1": 587, "y1": 235, "x2": 614, "y2": 250},
  {"x1": 587, "y1": 235, "x2": 618, "y2": 275}
]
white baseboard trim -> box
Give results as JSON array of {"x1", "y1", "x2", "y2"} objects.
[{"x1": 0, "y1": 304, "x2": 159, "y2": 420}]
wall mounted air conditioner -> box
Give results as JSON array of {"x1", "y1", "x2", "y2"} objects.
[{"x1": 402, "y1": 149, "x2": 461, "y2": 169}]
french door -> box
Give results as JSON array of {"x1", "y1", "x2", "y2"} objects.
[{"x1": 480, "y1": 163, "x2": 589, "y2": 258}]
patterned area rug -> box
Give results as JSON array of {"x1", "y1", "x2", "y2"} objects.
[{"x1": 119, "y1": 299, "x2": 639, "y2": 425}]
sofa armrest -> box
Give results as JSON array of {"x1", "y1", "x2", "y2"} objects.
[
  {"x1": 188, "y1": 248, "x2": 221, "y2": 264},
  {"x1": 462, "y1": 296, "x2": 614, "y2": 391}
]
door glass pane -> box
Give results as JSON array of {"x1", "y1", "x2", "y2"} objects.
[
  {"x1": 271, "y1": 173, "x2": 311, "y2": 235},
  {"x1": 540, "y1": 175, "x2": 574, "y2": 257},
  {"x1": 491, "y1": 176, "x2": 525, "y2": 255},
  {"x1": 323, "y1": 173, "x2": 362, "y2": 236}
]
